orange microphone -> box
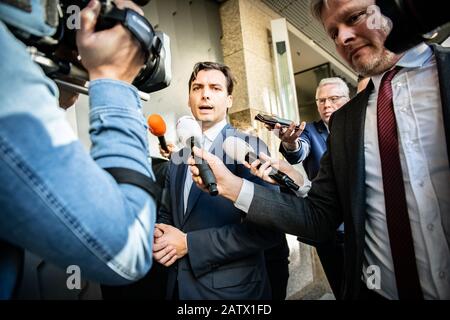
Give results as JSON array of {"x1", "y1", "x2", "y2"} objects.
[{"x1": 147, "y1": 114, "x2": 169, "y2": 152}]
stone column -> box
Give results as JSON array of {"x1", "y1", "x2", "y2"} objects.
[{"x1": 219, "y1": 0, "x2": 281, "y2": 153}]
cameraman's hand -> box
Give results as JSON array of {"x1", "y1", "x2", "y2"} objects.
[
  {"x1": 76, "y1": 0, "x2": 145, "y2": 83},
  {"x1": 159, "y1": 142, "x2": 176, "y2": 159}
]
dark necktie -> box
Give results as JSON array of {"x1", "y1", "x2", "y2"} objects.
[{"x1": 377, "y1": 68, "x2": 423, "y2": 300}]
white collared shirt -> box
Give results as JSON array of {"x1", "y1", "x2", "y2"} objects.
[
  {"x1": 183, "y1": 119, "x2": 228, "y2": 213},
  {"x1": 362, "y1": 43, "x2": 450, "y2": 299}
]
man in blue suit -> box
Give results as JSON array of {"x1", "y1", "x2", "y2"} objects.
[
  {"x1": 152, "y1": 62, "x2": 287, "y2": 300},
  {"x1": 275, "y1": 77, "x2": 350, "y2": 298}
]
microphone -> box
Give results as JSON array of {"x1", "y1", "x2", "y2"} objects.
[
  {"x1": 222, "y1": 137, "x2": 300, "y2": 191},
  {"x1": 147, "y1": 114, "x2": 169, "y2": 153},
  {"x1": 176, "y1": 116, "x2": 218, "y2": 196}
]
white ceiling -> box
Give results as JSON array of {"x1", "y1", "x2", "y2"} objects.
[{"x1": 289, "y1": 30, "x2": 327, "y2": 74}]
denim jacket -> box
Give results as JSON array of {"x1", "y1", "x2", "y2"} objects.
[{"x1": 0, "y1": 7, "x2": 156, "y2": 298}]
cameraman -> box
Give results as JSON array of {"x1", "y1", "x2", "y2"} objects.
[{"x1": 0, "y1": 0, "x2": 157, "y2": 299}]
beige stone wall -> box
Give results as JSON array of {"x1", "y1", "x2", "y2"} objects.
[{"x1": 220, "y1": 0, "x2": 282, "y2": 154}]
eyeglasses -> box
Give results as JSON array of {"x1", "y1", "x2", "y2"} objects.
[{"x1": 315, "y1": 96, "x2": 347, "y2": 105}]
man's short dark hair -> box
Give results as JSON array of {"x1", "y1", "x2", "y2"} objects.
[{"x1": 188, "y1": 62, "x2": 235, "y2": 95}]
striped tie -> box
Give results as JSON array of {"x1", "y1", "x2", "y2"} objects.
[{"x1": 377, "y1": 68, "x2": 423, "y2": 300}]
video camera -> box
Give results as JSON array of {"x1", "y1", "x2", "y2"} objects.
[
  {"x1": 377, "y1": 0, "x2": 450, "y2": 53},
  {"x1": 0, "y1": 0, "x2": 171, "y2": 100}
]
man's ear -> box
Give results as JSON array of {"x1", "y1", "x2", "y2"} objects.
[{"x1": 226, "y1": 95, "x2": 233, "y2": 109}]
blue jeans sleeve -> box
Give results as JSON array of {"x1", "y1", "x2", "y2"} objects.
[{"x1": 0, "y1": 21, "x2": 156, "y2": 285}]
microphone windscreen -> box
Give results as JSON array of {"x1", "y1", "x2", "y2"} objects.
[
  {"x1": 176, "y1": 115, "x2": 202, "y2": 147},
  {"x1": 147, "y1": 114, "x2": 166, "y2": 137},
  {"x1": 222, "y1": 137, "x2": 255, "y2": 163}
]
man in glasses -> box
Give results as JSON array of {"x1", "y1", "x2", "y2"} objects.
[{"x1": 277, "y1": 77, "x2": 350, "y2": 177}]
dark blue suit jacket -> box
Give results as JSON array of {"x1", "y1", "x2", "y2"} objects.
[
  {"x1": 158, "y1": 124, "x2": 283, "y2": 300},
  {"x1": 280, "y1": 120, "x2": 328, "y2": 180}
]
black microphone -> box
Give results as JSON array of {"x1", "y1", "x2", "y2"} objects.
[
  {"x1": 222, "y1": 137, "x2": 300, "y2": 191},
  {"x1": 176, "y1": 116, "x2": 218, "y2": 196}
]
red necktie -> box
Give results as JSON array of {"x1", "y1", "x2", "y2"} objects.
[{"x1": 377, "y1": 68, "x2": 423, "y2": 300}]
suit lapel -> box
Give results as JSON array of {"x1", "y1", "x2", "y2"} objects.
[
  {"x1": 431, "y1": 44, "x2": 450, "y2": 165},
  {"x1": 182, "y1": 124, "x2": 233, "y2": 226},
  {"x1": 345, "y1": 82, "x2": 373, "y2": 246},
  {"x1": 430, "y1": 44, "x2": 450, "y2": 249},
  {"x1": 183, "y1": 180, "x2": 201, "y2": 225},
  {"x1": 315, "y1": 120, "x2": 329, "y2": 144}
]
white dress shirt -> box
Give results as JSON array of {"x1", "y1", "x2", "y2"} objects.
[
  {"x1": 183, "y1": 119, "x2": 227, "y2": 213},
  {"x1": 235, "y1": 168, "x2": 311, "y2": 213},
  {"x1": 362, "y1": 43, "x2": 450, "y2": 300}
]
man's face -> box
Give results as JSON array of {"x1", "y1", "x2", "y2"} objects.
[
  {"x1": 188, "y1": 69, "x2": 232, "y2": 131},
  {"x1": 316, "y1": 83, "x2": 349, "y2": 124},
  {"x1": 321, "y1": 0, "x2": 402, "y2": 76}
]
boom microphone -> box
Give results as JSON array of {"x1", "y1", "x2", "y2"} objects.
[
  {"x1": 176, "y1": 116, "x2": 218, "y2": 196},
  {"x1": 222, "y1": 136, "x2": 300, "y2": 191},
  {"x1": 147, "y1": 114, "x2": 169, "y2": 152}
]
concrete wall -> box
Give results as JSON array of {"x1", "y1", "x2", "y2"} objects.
[
  {"x1": 142, "y1": 0, "x2": 224, "y2": 155},
  {"x1": 74, "y1": 0, "x2": 224, "y2": 153}
]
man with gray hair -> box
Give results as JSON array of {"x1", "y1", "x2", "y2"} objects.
[{"x1": 278, "y1": 77, "x2": 350, "y2": 178}]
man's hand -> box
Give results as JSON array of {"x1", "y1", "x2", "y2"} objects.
[
  {"x1": 159, "y1": 142, "x2": 176, "y2": 159},
  {"x1": 76, "y1": 0, "x2": 145, "y2": 82},
  {"x1": 268, "y1": 121, "x2": 306, "y2": 151},
  {"x1": 244, "y1": 152, "x2": 305, "y2": 187},
  {"x1": 152, "y1": 224, "x2": 188, "y2": 267},
  {"x1": 152, "y1": 226, "x2": 177, "y2": 267},
  {"x1": 188, "y1": 146, "x2": 243, "y2": 203}
]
